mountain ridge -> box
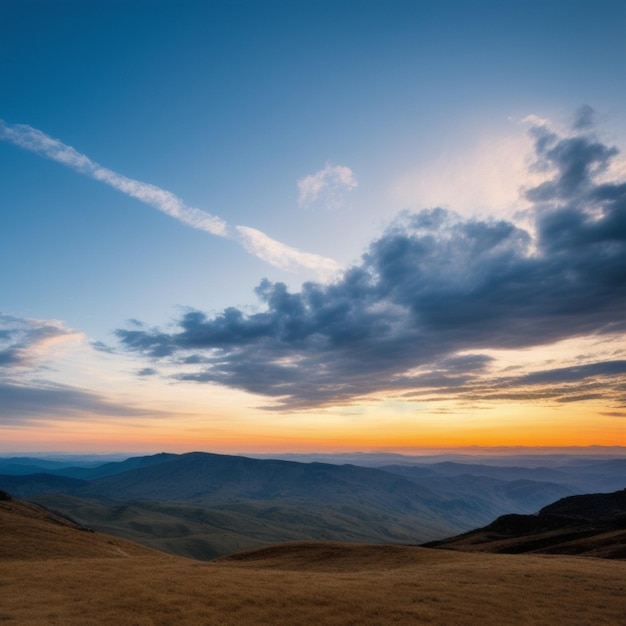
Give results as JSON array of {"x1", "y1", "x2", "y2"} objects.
[
  {"x1": 424, "y1": 488, "x2": 626, "y2": 559},
  {"x1": 2, "y1": 450, "x2": 623, "y2": 560}
]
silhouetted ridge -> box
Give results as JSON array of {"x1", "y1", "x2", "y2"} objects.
[
  {"x1": 539, "y1": 488, "x2": 626, "y2": 521},
  {"x1": 424, "y1": 487, "x2": 626, "y2": 559}
]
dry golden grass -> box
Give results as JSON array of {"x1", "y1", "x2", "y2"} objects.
[
  {"x1": 0, "y1": 499, "x2": 158, "y2": 561},
  {"x1": 2, "y1": 499, "x2": 626, "y2": 624},
  {"x1": 1, "y1": 544, "x2": 626, "y2": 625}
]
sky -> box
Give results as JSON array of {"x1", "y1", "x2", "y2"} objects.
[{"x1": 0, "y1": 0, "x2": 624, "y2": 454}]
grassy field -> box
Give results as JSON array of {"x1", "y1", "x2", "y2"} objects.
[
  {"x1": 2, "y1": 496, "x2": 626, "y2": 624},
  {"x1": 2, "y1": 543, "x2": 626, "y2": 625}
]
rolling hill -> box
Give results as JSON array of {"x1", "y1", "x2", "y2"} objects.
[
  {"x1": 424, "y1": 488, "x2": 626, "y2": 559},
  {"x1": 2, "y1": 492, "x2": 626, "y2": 625},
  {"x1": 0, "y1": 489, "x2": 156, "y2": 560}
]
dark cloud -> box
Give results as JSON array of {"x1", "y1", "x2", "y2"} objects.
[
  {"x1": 137, "y1": 367, "x2": 158, "y2": 377},
  {"x1": 91, "y1": 340, "x2": 116, "y2": 354},
  {"x1": 0, "y1": 348, "x2": 22, "y2": 367},
  {"x1": 0, "y1": 380, "x2": 165, "y2": 425},
  {"x1": 456, "y1": 360, "x2": 626, "y2": 406},
  {"x1": 511, "y1": 361, "x2": 626, "y2": 386},
  {"x1": 117, "y1": 116, "x2": 626, "y2": 410},
  {"x1": 573, "y1": 105, "x2": 596, "y2": 131}
]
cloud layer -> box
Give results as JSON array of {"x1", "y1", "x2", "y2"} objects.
[
  {"x1": 115, "y1": 115, "x2": 626, "y2": 410},
  {"x1": 0, "y1": 120, "x2": 338, "y2": 279}
]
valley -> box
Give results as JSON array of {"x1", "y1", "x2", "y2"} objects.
[{"x1": 3, "y1": 451, "x2": 623, "y2": 560}]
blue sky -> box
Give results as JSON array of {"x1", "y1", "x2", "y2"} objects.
[{"x1": 0, "y1": 0, "x2": 624, "y2": 453}]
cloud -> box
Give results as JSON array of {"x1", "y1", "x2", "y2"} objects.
[
  {"x1": 297, "y1": 163, "x2": 357, "y2": 209},
  {"x1": 0, "y1": 314, "x2": 81, "y2": 369},
  {"x1": 117, "y1": 113, "x2": 626, "y2": 410},
  {"x1": 137, "y1": 367, "x2": 158, "y2": 377},
  {"x1": 451, "y1": 360, "x2": 626, "y2": 406},
  {"x1": 0, "y1": 380, "x2": 165, "y2": 425},
  {"x1": 90, "y1": 340, "x2": 116, "y2": 354},
  {"x1": 0, "y1": 120, "x2": 338, "y2": 279},
  {"x1": 573, "y1": 104, "x2": 596, "y2": 131},
  {"x1": 234, "y1": 226, "x2": 342, "y2": 279},
  {"x1": 0, "y1": 120, "x2": 228, "y2": 237},
  {"x1": 0, "y1": 314, "x2": 173, "y2": 425}
]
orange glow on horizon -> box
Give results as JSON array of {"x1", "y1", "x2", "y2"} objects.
[{"x1": 0, "y1": 403, "x2": 623, "y2": 454}]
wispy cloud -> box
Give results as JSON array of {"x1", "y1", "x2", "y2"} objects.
[
  {"x1": 0, "y1": 313, "x2": 187, "y2": 425},
  {"x1": 0, "y1": 121, "x2": 227, "y2": 237},
  {"x1": 0, "y1": 314, "x2": 81, "y2": 369},
  {"x1": 297, "y1": 163, "x2": 357, "y2": 209},
  {"x1": 0, "y1": 120, "x2": 339, "y2": 278},
  {"x1": 235, "y1": 226, "x2": 341, "y2": 279},
  {"x1": 0, "y1": 380, "x2": 168, "y2": 424},
  {"x1": 117, "y1": 111, "x2": 626, "y2": 410}
]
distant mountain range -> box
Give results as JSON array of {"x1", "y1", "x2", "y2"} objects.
[{"x1": 0, "y1": 451, "x2": 624, "y2": 560}]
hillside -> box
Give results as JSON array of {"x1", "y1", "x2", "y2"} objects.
[
  {"x1": 424, "y1": 488, "x2": 626, "y2": 559},
  {"x1": 0, "y1": 490, "x2": 157, "y2": 560},
  {"x1": 2, "y1": 490, "x2": 626, "y2": 624}
]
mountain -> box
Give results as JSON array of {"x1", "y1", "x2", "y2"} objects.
[
  {"x1": 0, "y1": 452, "x2": 178, "y2": 479},
  {"x1": 378, "y1": 466, "x2": 574, "y2": 518},
  {"x1": 381, "y1": 458, "x2": 626, "y2": 493},
  {"x1": 382, "y1": 461, "x2": 570, "y2": 483},
  {"x1": 4, "y1": 451, "x2": 624, "y2": 560},
  {"x1": 53, "y1": 451, "x2": 576, "y2": 523},
  {"x1": 424, "y1": 488, "x2": 626, "y2": 559},
  {"x1": 0, "y1": 473, "x2": 88, "y2": 497},
  {"x1": 27, "y1": 452, "x2": 468, "y2": 557},
  {"x1": 540, "y1": 487, "x2": 626, "y2": 520}
]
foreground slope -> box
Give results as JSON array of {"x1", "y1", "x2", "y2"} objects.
[
  {"x1": 425, "y1": 488, "x2": 626, "y2": 558},
  {"x1": 2, "y1": 541, "x2": 626, "y2": 625},
  {"x1": 1, "y1": 493, "x2": 625, "y2": 625},
  {"x1": 0, "y1": 490, "x2": 158, "y2": 560}
]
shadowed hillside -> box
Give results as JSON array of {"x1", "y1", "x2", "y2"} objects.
[
  {"x1": 424, "y1": 488, "x2": 626, "y2": 559},
  {"x1": 0, "y1": 490, "x2": 157, "y2": 560}
]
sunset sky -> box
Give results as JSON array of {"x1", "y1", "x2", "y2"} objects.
[{"x1": 1, "y1": 0, "x2": 624, "y2": 454}]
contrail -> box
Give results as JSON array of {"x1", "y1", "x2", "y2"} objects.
[{"x1": 0, "y1": 120, "x2": 341, "y2": 279}]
